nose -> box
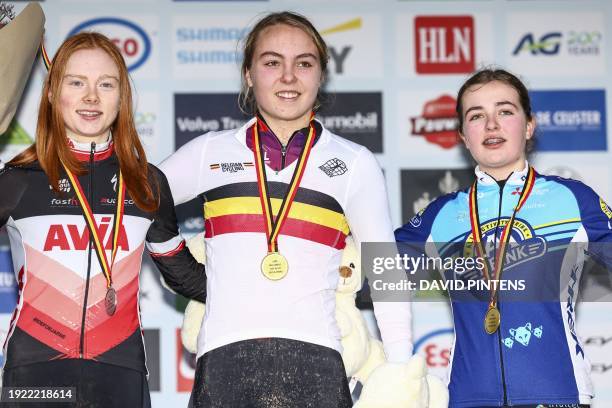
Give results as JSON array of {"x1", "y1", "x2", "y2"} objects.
[
  {"x1": 485, "y1": 115, "x2": 499, "y2": 131},
  {"x1": 82, "y1": 85, "x2": 99, "y2": 104},
  {"x1": 280, "y1": 62, "x2": 297, "y2": 84}
]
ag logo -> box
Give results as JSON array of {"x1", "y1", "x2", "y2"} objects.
[
  {"x1": 68, "y1": 17, "x2": 151, "y2": 71},
  {"x1": 512, "y1": 32, "x2": 562, "y2": 55}
]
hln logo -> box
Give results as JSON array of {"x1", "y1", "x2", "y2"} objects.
[{"x1": 414, "y1": 16, "x2": 475, "y2": 74}]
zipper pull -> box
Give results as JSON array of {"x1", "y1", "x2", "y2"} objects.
[
  {"x1": 90, "y1": 142, "x2": 96, "y2": 163},
  {"x1": 279, "y1": 145, "x2": 287, "y2": 174}
]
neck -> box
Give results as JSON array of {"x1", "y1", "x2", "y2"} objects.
[
  {"x1": 259, "y1": 113, "x2": 310, "y2": 146},
  {"x1": 480, "y1": 160, "x2": 527, "y2": 181},
  {"x1": 67, "y1": 132, "x2": 111, "y2": 146}
]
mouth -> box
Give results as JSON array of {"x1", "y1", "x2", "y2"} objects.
[
  {"x1": 275, "y1": 91, "x2": 300, "y2": 100},
  {"x1": 482, "y1": 137, "x2": 506, "y2": 147},
  {"x1": 76, "y1": 110, "x2": 102, "y2": 120}
]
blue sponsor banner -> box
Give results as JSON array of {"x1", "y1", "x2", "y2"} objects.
[
  {"x1": 530, "y1": 90, "x2": 607, "y2": 151},
  {"x1": 0, "y1": 249, "x2": 17, "y2": 313}
]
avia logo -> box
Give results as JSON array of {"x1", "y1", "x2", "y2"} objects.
[
  {"x1": 502, "y1": 322, "x2": 543, "y2": 349},
  {"x1": 44, "y1": 219, "x2": 129, "y2": 251},
  {"x1": 410, "y1": 94, "x2": 459, "y2": 149},
  {"x1": 320, "y1": 18, "x2": 362, "y2": 75},
  {"x1": 512, "y1": 32, "x2": 562, "y2": 56},
  {"x1": 414, "y1": 16, "x2": 475, "y2": 74},
  {"x1": 68, "y1": 17, "x2": 151, "y2": 71}
]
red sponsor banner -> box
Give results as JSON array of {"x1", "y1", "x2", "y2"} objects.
[
  {"x1": 176, "y1": 329, "x2": 197, "y2": 392},
  {"x1": 414, "y1": 16, "x2": 475, "y2": 74},
  {"x1": 410, "y1": 94, "x2": 460, "y2": 149}
]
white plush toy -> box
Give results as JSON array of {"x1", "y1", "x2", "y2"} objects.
[{"x1": 180, "y1": 234, "x2": 449, "y2": 407}]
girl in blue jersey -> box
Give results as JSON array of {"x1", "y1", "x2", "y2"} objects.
[{"x1": 396, "y1": 68, "x2": 611, "y2": 408}]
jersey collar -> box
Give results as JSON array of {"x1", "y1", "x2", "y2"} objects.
[{"x1": 474, "y1": 160, "x2": 530, "y2": 187}]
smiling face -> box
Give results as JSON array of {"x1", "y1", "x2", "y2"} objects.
[
  {"x1": 245, "y1": 23, "x2": 323, "y2": 136},
  {"x1": 56, "y1": 48, "x2": 120, "y2": 144},
  {"x1": 459, "y1": 80, "x2": 535, "y2": 180}
]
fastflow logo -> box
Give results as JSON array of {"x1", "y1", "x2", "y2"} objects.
[
  {"x1": 531, "y1": 90, "x2": 607, "y2": 151},
  {"x1": 414, "y1": 16, "x2": 475, "y2": 74},
  {"x1": 68, "y1": 17, "x2": 151, "y2": 72}
]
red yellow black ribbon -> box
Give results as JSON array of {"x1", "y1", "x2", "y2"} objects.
[
  {"x1": 62, "y1": 164, "x2": 125, "y2": 289},
  {"x1": 468, "y1": 166, "x2": 535, "y2": 308},
  {"x1": 253, "y1": 114, "x2": 316, "y2": 253}
]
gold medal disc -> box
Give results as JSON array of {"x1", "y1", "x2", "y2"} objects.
[
  {"x1": 484, "y1": 306, "x2": 501, "y2": 334},
  {"x1": 261, "y1": 252, "x2": 289, "y2": 280},
  {"x1": 105, "y1": 287, "x2": 117, "y2": 316}
]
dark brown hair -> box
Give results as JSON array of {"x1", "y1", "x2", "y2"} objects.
[
  {"x1": 238, "y1": 11, "x2": 329, "y2": 115},
  {"x1": 456, "y1": 68, "x2": 535, "y2": 151},
  {"x1": 9, "y1": 32, "x2": 158, "y2": 212}
]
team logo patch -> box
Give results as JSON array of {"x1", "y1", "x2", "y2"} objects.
[
  {"x1": 319, "y1": 158, "x2": 348, "y2": 177},
  {"x1": 209, "y1": 162, "x2": 253, "y2": 173},
  {"x1": 502, "y1": 322, "x2": 543, "y2": 349}
]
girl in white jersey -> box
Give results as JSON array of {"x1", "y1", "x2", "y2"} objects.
[{"x1": 160, "y1": 11, "x2": 412, "y2": 407}]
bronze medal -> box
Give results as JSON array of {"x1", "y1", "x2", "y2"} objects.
[
  {"x1": 105, "y1": 287, "x2": 117, "y2": 316},
  {"x1": 261, "y1": 252, "x2": 289, "y2": 280}
]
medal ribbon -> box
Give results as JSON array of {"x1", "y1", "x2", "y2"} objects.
[
  {"x1": 468, "y1": 166, "x2": 535, "y2": 308},
  {"x1": 253, "y1": 114, "x2": 316, "y2": 253},
  {"x1": 62, "y1": 164, "x2": 125, "y2": 289}
]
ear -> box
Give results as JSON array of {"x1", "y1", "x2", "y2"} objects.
[
  {"x1": 245, "y1": 69, "x2": 253, "y2": 88},
  {"x1": 525, "y1": 116, "x2": 536, "y2": 140},
  {"x1": 458, "y1": 129, "x2": 469, "y2": 150},
  {"x1": 48, "y1": 91, "x2": 53, "y2": 104}
]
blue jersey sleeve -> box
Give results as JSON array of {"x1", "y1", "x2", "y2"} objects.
[{"x1": 554, "y1": 177, "x2": 612, "y2": 270}]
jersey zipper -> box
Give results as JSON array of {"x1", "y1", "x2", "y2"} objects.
[
  {"x1": 79, "y1": 142, "x2": 96, "y2": 358},
  {"x1": 495, "y1": 183, "x2": 509, "y2": 405},
  {"x1": 280, "y1": 145, "x2": 287, "y2": 170}
]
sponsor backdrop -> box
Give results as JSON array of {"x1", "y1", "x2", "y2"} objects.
[{"x1": 1, "y1": 0, "x2": 611, "y2": 406}]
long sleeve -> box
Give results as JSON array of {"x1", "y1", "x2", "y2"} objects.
[
  {"x1": 344, "y1": 147, "x2": 413, "y2": 363},
  {"x1": 0, "y1": 165, "x2": 28, "y2": 228},
  {"x1": 146, "y1": 166, "x2": 206, "y2": 302}
]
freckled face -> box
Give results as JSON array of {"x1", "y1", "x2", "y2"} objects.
[
  {"x1": 57, "y1": 48, "x2": 120, "y2": 144},
  {"x1": 460, "y1": 80, "x2": 535, "y2": 178}
]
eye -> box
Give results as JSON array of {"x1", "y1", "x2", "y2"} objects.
[
  {"x1": 297, "y1": 60, "x2": 313, "y2": 68},
  {"x1": 499, "y1": 109, "x2": 514, "y2": 116},
  {"x1": 99, "y1": 81, "x2": 116, "y2": 89},
  {"x1": 468, "y1": 113, "x2": 483, "y2": 121},
  {"x1": 68, "y1": 80, "x2": 84, "y2": 87},
  {"x1": 264, "y1": 60, "x2": 280, "y2": 67}
]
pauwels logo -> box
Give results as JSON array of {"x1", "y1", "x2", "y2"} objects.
[
  {"x1": 44, "y1": 218, "x2": 129, "y2": 251},
  {"x1": 410, "y1": 95, "x2": 459, "y2": 149},
  {"x1": 414, "y1": 16, "x2": 475, "y2": 74}
]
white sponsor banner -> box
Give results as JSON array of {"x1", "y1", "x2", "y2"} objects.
[
  {"x1": 311, "y1": 14, "x2": 383, "y2": 80},
  {"x1": 506, "y1": 12, "x2": 605, "y2": 76},
  {"x1": 397, "y1": 89, "x2": 468, "y2": 163},
  {"x1": 172, "y1": 14, "x2": 252, "y2": 81},
  {"x1": 60, "y1": 15, "x2": 160, "y2": 79},
  {"x1": 395, "y1": 13, "x2": 494, "y2": 78},
  {"x1": 133, "y1": 92, "x2": 161, "y2": 162}
]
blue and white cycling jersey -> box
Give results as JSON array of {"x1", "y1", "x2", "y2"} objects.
[{"x1": 395, "y1": 164, "x2": 612, "y2": 408}]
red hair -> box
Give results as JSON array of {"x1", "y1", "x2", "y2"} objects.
[{"x1": 10, "y1": 32, "x2": 158, "y2": 212}]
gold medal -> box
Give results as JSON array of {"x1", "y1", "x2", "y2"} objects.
[
  {"x1": 105, "y1": 286, "x2": 117, "y2": 316},
  {"x1": 484, "y1": 305, "x2": 500, "y2": 334},
  {"x1": 261, "y1": 252, "x2": 289, "y2": 280}
]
